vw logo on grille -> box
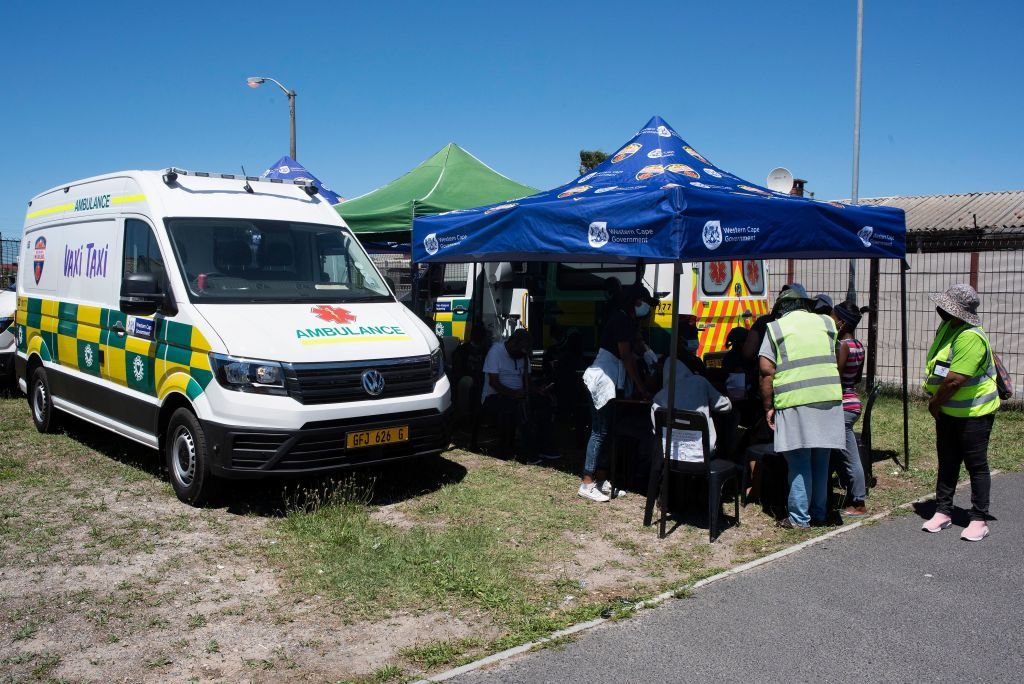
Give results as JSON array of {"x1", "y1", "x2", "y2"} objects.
[{"x1": 361, "y1": 369, "x2": 386, "y2": 397}]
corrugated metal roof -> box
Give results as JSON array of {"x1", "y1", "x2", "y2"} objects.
[{"x1": 852, "y1": 190, "x2": 1024, "y2": 233}]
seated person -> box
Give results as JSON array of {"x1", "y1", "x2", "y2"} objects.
[
  {"x1": 678, "y1": 317, "x2": 707, "y2": 376},
  {"x1": 542, "y1": 324, "x2": 568, "y2": 379},
  {"x1": 481, "y1": 329, "x2": 558, "y2": 463},
  {"x1": 451, "y1": 325, "x2": 490, "y2": 423},
  {"x1": 652, "y1": 354, "x2": 733, "y2": 460}
]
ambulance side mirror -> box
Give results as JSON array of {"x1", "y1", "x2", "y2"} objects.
[{"x1": 120, "y1": 273, "x2": 164, "y2": 316}]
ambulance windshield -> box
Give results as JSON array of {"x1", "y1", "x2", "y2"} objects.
[{"x1": 165, "y1": 218, "x2": 393, "y2": 304}]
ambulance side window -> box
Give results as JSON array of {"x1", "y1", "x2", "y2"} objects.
[
  {"x1": 123, "y1": 219, "x2": 166, "y2": 285},
  {"x1": 441, "y1": 263, "x2": 469, "y2": 296},
  {"x1": 700, "y1": 261, "x2": 731, "y2": 296},
  {"x1": 742, "y1": 259, "x2": 765, "y2": 295}
]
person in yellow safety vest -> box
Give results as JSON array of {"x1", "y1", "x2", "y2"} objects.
[
  {"x1": 921, "y1": 284, "x2": 1000, "y2": 542},
  {"x1": 758, "y1": 284, "x2": 845, "y2": 529}
]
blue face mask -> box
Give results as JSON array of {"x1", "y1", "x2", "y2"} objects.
[
  {"x1": 634, "y1": 302, "x2": 651, "y2": 318},
  {"x1": 686, "y1": 339, "x2": 700, "y2": 352}
]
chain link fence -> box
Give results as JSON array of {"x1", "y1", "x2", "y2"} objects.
[
  {"x1": 768, "y1": 233, "x2": 1024, "y2": 403},
  {"x1": 1, "y1": 237, "x2": 18, "y2": 289}
]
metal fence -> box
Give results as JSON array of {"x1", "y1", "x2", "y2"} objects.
[
  {"x1": 768, "y1": 233, "x2": 1024, "y2": 403},
  {"x1": 367, "y1": 252, "x2": 413, "y2": 300},
  {"x1": 1, "y1": 237, "x2": 17, "y2": 288}
]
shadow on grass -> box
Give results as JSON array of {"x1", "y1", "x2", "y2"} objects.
[{"x1": 48, "y1": 410, "x2": 467, "y2": 519}]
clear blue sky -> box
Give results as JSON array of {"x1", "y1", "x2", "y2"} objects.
[{"x1": 2, "y1": 0, "x2": 1021, "y2": 238}]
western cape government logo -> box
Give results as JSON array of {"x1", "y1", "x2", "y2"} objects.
[
  {"x1": 297, "y1": 305, "x2": 409, "y2": 345},
  {"x1": 423, "y1": 232, "x2": 440, "y2": 256},
  {"x1": 858, "y1": 226, "x2": 874, "y2": 247},
  {"x1": 702, "y1": 220, "x2": 724, "y2": 251},
  {"x1": 32, "y1": 236, "x2": 46, "y2": 284},
  {"x1": 588, "y1": 222, "x2": 610, "y2": 249}
]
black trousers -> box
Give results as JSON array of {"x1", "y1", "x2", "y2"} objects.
[
  {"x1": 934, "y1": 412, "x2": 995, "y2": 521},
  {"x1": 482, "y1": 393, "x2": 554, "y2": 459}
]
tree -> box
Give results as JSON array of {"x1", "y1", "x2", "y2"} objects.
[{"x1": 578, "y1": 150, "x2": 609, "y2": 175}]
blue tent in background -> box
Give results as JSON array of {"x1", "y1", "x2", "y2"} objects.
[
  {"x1": 262, "y1": 156, "x2": 344, "y2": 205},
  {"x1": 412, "y1": 116, "x2": 905, "y2": 264}
]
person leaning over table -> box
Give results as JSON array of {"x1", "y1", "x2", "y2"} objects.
[
  {"x1": 758, "y1": 284, "x2": 846, "y2": 529},
  {"x1": 579, "y1": 284, "x2": 657, "y2": 503},
  {"x1": 921, "y1": 284, "x2": 1000, "y2": 542}
]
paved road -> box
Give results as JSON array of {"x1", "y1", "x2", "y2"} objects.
[{"x1": 461, "y1": 473, "x2": 1024, "y2": 683}]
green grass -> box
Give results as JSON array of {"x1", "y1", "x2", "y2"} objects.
[
  {"x1": 273, "y1": 458, "x2": 591, "y2": 625},
  {"x1": 3, "y1": 388, "x2": 1022, "y2": 682}
]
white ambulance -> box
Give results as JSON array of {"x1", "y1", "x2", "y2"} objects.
[{"x1": 15, "y1": 169, "x2": 451, "y2": 505}]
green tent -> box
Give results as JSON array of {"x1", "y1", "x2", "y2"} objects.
[{"x1": 337, "y1": 143, "x2": 537, "y2": 239}]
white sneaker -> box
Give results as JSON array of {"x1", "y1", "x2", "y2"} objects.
[
  {"x1": 578, "y1": 483, "x2": 610, "y2": 502},
  {"x1": 598, "y1": 480, "x2": 626, "y2": 498}
]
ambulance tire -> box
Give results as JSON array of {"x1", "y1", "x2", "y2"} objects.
[
  {"x1": 166, "y1": 408, "x2": 218, "y2": 506},
  {"x1": 29, "y1": 367, "x2": 59, "y2": 434}
]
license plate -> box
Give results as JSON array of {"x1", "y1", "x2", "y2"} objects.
[{"x1": 346, "y1": 426, "x2": 409, "y2": 449}]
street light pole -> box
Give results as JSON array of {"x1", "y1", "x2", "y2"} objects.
[
  {"x1": 247, "y1": 76, "x2": 297, "y2": 160},
  {"x1": 847, "y1": 0, "x2": 864, "y2": 305}
]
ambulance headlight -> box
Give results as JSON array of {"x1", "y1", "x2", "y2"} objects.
[
  {"x1": 430, "y1": 347, "x2": 445, "y2": 380},
  {"x1": 209, "y1": 353, "x2": 287, "y2": 396}
]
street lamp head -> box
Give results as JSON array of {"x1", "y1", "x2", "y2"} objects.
[{"x1": 246, "y1": 77, "x2": 266, "y2": 88}]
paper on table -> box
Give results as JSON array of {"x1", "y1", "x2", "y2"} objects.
[{"x1": 661, "y1": 427, "x2": 705, "y2": 463}]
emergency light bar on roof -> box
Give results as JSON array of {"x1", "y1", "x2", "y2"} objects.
[{"x1": 161, "y1": 167, "x2": 318, "y2": 196}]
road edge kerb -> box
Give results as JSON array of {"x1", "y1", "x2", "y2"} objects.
[{"x1": 415, "y1": 471, "x2": 1001, "y2": 683}]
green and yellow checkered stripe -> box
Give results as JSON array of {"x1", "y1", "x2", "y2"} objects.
[
  {"x1": 433, "y1": 298, "x2": 471, "y2": 340},
  {"x1": 16, "y1": 296, "x2": 214, "y2": 401}
]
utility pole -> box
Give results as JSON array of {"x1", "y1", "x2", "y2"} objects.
[{"x1": 848, "y1": 0, "x2": 864, "y2": 305}]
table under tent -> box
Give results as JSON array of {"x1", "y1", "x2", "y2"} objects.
[
  {"x1": 413, "y1": 115, "x2": 909, "y2": 538},
  {"x1": 336, "y1": 143, "x2": 537, "y2": 308}
]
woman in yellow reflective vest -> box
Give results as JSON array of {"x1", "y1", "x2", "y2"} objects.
[
  {"x1": 922, "y1": 284, "x2": 999, "y2": 542},
  {"x1": 759, "y1": 285, "x2": 845, "y2": 528}
]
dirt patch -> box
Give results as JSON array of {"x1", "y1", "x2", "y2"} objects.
[{"x1": 0, "y1": 407, "x2": 477, "y2": 683}]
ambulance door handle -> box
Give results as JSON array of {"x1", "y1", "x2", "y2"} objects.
[
  {"x1": 454, "y1": 305, "x2": 467, "y2": 315},
  {"x1": 112, "y1": 321, "x2": 126, "y2": 337}
]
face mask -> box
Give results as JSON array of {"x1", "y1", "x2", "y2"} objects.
[
  {"x1": 936, "y1": 307, "x2": 953, "y2": 322},
  {"x1": 685, "y1": 339, "x2": 700, "y2": 353},
  {"x1": 634, "y1": 302, "x2": 651, "y2": 318}
]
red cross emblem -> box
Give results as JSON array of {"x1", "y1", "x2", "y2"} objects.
[
  {"x1": 311, "y1": 305, "x2": 356, "y2": 324},
  {"x1": 709, "y1": 261, "x2": 728, "y2": 285}
]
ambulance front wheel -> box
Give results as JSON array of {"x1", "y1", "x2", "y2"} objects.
[
  {"x1": 166, "y1": 407, "x2": 218, "y2": 506},
  {"x1": 29, "y1": 366, "x2": 59, "y2": 434}
]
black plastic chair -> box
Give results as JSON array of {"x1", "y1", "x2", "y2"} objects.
[{"x1": 643, "y1": 409, "x2": 745, "y2": 542}]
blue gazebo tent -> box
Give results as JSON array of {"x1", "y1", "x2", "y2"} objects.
[
  {"x1": 413, "y1": 116, "x2": 905, "y2": 264},
  {"x1": 413, "y1": 116, "x2": 911, "y2": 525},
  {"x1": 262, "y1": 156, "x2": 343, "y2": 205}
]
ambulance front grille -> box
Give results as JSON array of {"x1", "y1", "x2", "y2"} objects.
[{"x1": 283, "y1": 356, "x2": 436, "y2": 405}]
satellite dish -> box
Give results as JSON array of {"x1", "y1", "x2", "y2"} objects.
[{"x1": 766, "y1": 167, "x2": 794, "y2": 194}]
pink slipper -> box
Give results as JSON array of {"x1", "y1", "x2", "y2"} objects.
[
  {"x1": 961, "y1": 520, "x2": 990, "y2": 542},
  {"x1": 922, "y1": 513, "x2": 952, "y2": 533}
]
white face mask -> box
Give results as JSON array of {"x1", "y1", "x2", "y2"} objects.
[{"x1": 634, "y1": 302, "x2": 651, "y2": 318}]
